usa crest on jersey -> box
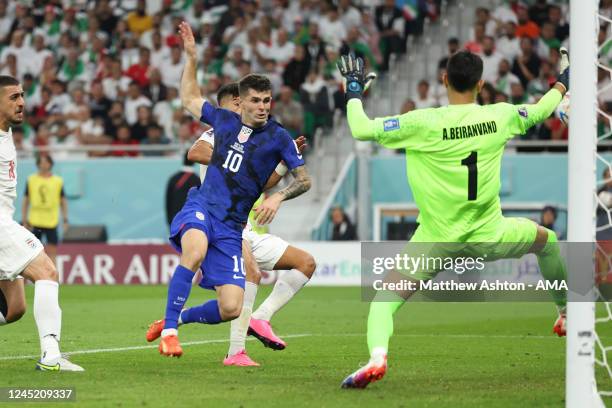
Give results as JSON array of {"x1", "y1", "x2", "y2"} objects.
[{"x1": 237, "y1": 126, "x2": 253, "y2": 143}]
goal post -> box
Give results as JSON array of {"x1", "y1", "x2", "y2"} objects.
[{"x1": 566, "y1": 1, "x2": 603, "y2": 407}]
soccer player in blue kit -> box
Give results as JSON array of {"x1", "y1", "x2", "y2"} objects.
[{"x1": 153, "y1": 21, "x2": 312, "y2": 357}]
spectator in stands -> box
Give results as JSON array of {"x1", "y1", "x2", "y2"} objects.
[
  {"x1": 339, "y1": 0, "x2": 362, "y2": 31},
  {"x1": 153, "y1": 87, "x2": 180, "y2": 141},
  {"x1": 470, "y1": 7, "x2": 496, "y2": 39},
  {"x1": 124, "y1": 81, "x2": 152, "y2": 125},
  {"x1": 103, "y1": 59, "x2": 130, "y2": 100},
  {"x1": 145, "y1": 68, "x2": 167, "y2": 104},
  {"x1": 111, "y1": 124, "x2": 139, "y2": 157},
  {"x1": 141, "y1": 124, "x2": 170, "y2": 157},
  {"x1": 527, "y1": 60, "x2": 556, "y2": 98},
  {"x1": 58, "y1": 49, "x2": 89, "y2": 84},
  {"x1": 130, "y1": 106, "x2": 156, "y2": 143},
  {"x1": 540, "y1": 206, "x2": 559, "y2": 238},
  {"x1": 341, "y1": 27, "x2": 379, "y2": 71},
  {"x1": 300, "y1": 68, "x2": 331, "y2": 138},
  {"x1": 400, "y1": 98, "x2": 416, "y2": 114},
  {"x1": 480, "y1": 36, "x2": 504, "y2": 84},
  {"x1": 126, "y1": 47, "x2": 152, "y2": 88},
  {"x1": 319, "y1": 5, "x2": 347, "y2": 49},
  {"x1": 536, "y1": 22, "x2": 561, "y2": 61},
  {"x1": 515, "y1": 6, "x2": 540, "y2": 39},
  {"x1": 477, "y1": 83, "x2": 497, "y2": 105},
  {"x1": 104, "y1": 101, "x2": 126, "y2": 141},
  {"x1": 529, "y1": 0, "x2": 550, "y2": 27},
  {"x1": 89, "y1": 81, "x2": 112, "y2": 120},
  {"x1": 512, "y1": 37, "x2": 541, "y2": 89},
  {"x1": 50, "y1": 122, "x2": 82, "y2": 160},
  {"x1": 126, "y1": 0, "x2": 153, "y2": 37},
  {"x1": 375, "y1": 0, "x2": 404, "y2": 72},
  {"x1": 496, "y1": 20, "x2": 521, "y2": 62},
  {"x1": 413, "y1": 80, "x2": 437, "y2": 109},
  {"x1": 548, "y1": 4, "x2": 569, "y2": 42},
  {"x1": 495, "y1": 58, "x2": 521, "y2": 96},
  {"x1": 432, "y1": 67, "x2": 449, "y2": 106},
  {"x1": 165, "y1": 153, "x2": 201, "y2": 228},
  {"x1": 273, "y1": 85, "x2": 304, "y2": 139},
  {"x1": 331, "y1": 206, "x2": 358, "y2": 241},
  {"x1": 464, "y1": 23, "x2": 485, "y2": 54},
  {"x1": 302, "y1": 22, "x2": 327, "y2": 70},
  {"x1": 159, "y1": 44, "x2": 184, "y2": 90},
  {"x1": 438, "y1": 37, "x2": 460, "y2": 70},
  {"x1": 269, "y1": 28, "x2": 295, "y2": 66},
  {"x1": 510, "y1": 82, "x2": 530, "y2": 105},
  {"x1": 283, "y1": 45, "x2": 310, "y2": 92}
]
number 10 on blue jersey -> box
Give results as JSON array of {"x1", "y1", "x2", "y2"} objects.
[{"x1": 222, "y1": 150, "x2": 243, "y2": 173}]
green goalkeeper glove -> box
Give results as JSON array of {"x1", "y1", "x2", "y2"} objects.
[
  {"x1": 337, "y1": 54, "x2": 377, "y2": 101},
  {"x1": 557, "y1": 47, "x2": 569, "y2": 92}
]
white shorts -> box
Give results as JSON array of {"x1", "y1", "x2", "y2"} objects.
[
  {"x1": 242, "y1": 230, "x2": 289, "y2": 271},
  {"x1": 0, "y1": 216, "x2": 44, "y2": 280}
]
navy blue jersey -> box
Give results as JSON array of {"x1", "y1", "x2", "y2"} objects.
[{"x1": 195, "y1": 101, "x2": 304, "y2": 229}]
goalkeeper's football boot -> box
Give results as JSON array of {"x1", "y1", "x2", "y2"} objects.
[
  {"x1": 159, "y1": 334, "x2": 183, "y2": 357},
  {"x1": 36, "y1": 357, "x2": 84, "y2": 372},
  {"x1": 146, "y1": 319, "x2": 164, "y2": 342},
  {"x1": 553, "y1": 314, "x2": 566, "y2": 337},
  {"x1": 223, "y1": 349, "x2": 260, "y2": 367},
  {"x1": 341, "y1": 355, "x2": 387, "y2": 389},
  {"x1": 248, "y1": 318, "x2": 286, "y2": 350}
]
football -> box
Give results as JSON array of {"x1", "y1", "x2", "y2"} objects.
[{"x1": 556, "y1": 92, "x2": 570, "y2": 125}]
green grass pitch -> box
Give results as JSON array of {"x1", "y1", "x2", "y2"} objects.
[{"x1": 0, "y1": 285, "x2": 605, "y2": 407}]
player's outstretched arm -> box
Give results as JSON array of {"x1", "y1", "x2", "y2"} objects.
[
  {"x1": 187, "y1": 140, "x2": 213, "y2": 165},
  {"x1": 337, "y1": 54, "x2": 379, "y2": 141},
  {"x1": 262, "y1": 136, "x2": 308, "y2": 191},
  {"x1": 254, "y1": 165, "x2": 311, "y2": 225},
  {"x1": 510, "y1": 48, "x2": 569, "y2": 132},
  {"x1": 178, "y1": 21, "x2": 205, "y2": 118}
]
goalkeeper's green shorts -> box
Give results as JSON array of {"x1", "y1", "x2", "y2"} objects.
[{"x1": 403, "y1": 217, "x2": 539, "y2": 281}]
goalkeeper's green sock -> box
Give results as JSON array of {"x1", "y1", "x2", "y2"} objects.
[
  {"x1": 536, "y1": 229, "x2": 567, "y2": 312},
  {"x1": 367, "y1": 299, "x2": 404, "y2": 359}
]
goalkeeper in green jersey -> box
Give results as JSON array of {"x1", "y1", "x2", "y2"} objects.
[{"x1": 338, "y1": 49, "x2": 570, "y2": 389}]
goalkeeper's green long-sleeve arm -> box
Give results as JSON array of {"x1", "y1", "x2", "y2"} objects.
[
  {"x1": 346, "y1": 99, "x2": 377, "y2": 141},
  {"x1": 512, "y1": 87, "x2": 563, "y2": 134}
]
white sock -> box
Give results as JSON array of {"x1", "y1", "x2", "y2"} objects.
[
  {"x1": 161, "y1": 328, "x2": 178, "y2": 337},
  {"x1": 370, "y1": 346, "x2": 387, "y2": 364},
  {"x1": 252, "y1": 269, "x2": 309, "y2": 321},
  {"x1": 228, "y1": 281, "x2": 258, "y2": 356},
  {"x1": 0, "y1": 311, "x2": 6, "y2": 325},
  {"x1": 34, "y1": 280, "x2": 62, "y2": 363}
]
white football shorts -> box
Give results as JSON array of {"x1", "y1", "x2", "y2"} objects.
[
  {"x1": 0, "y1": 215, "x2": 44, "y2": 280},
  {"x1": 242, "y1": 229, "x2": 289, "y2": 271}
]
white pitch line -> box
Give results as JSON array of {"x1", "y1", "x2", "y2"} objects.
[
  {"x1": 0, "y1": 334, "x2": 311, "y2": 361},
  {"x1": 0, "y1": 332, "x2": 560, "y2": 362},
  {"x1": 322, "y1": 333, "x2": 560, "y2": 340}
]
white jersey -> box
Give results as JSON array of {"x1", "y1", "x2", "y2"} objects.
[
  {"x1": 0, "y1": 128, "x2": 16, "y2": 218},
  {"x1": 197, "y1": 128, "x2": 215, "y2": 182}
]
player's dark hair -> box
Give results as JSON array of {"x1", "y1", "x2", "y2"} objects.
[
  {"x1": 239, "y1": 74, "x2": 272, "y2": 97},
  {"x1": 0, "y1": 75, "x2": 19, "y2": 89},
  {"x1": 216, "y1": 82, "x2": 240, "y2": 105},
  {"x1": 36, "y1": 154, "x2": 54, "y2": 169},
  {"x1": 446, "y1": 50, "x2": 483, "y2": 93}
]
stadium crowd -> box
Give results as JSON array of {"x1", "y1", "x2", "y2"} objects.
[
  {"x1": 401, "y1": 1, "x2": 610, "y2": 141},
  {"x1": 3, "y1": 0, "x2": 440, "y2": 158}
]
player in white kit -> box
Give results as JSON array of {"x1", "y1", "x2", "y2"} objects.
[
  {"x1": 189, "y1": 83, "x2": 316, "y2": 366},
  {"x1": 0, "y1": 76, "x2": 83, "y2": 371}
]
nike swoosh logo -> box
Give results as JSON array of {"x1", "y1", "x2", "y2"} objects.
[{"x1": 233, "y1": 274, "x2": 245, "y2": 280}]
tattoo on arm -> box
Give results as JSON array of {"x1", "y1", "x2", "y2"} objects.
[{"x1": 277, "y1": 165, "x2": 311, "y2": 201}]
